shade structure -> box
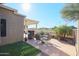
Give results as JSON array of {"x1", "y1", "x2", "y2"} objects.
[{"x1": 24, "y1": 18, "x2": 39, "y2": 25}]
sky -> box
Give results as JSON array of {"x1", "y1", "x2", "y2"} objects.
[{"x1": 4, "y1": 3, "x2": 76, "y2": 28}]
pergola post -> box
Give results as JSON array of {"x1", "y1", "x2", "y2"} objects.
[
  {"x1": 35, "y1": 23, "x2": 38, "y2": 34},
  {"x1": 36, "y1": 24, "x2": 38, "y2": 29}
]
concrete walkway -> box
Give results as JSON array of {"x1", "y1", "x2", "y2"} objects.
[
  {"x1": 27, "y1": 39, "x2": 75, "y2": 56},
  {"x1": 48, "y1": 39, "x2": 76, "y2": 56}
]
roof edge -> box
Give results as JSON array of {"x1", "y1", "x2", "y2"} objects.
[{"x1": 0, "y1": 4, "x2": 17, "y2": 12}]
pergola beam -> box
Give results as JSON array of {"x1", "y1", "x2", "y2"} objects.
[{"x1": 24, "y1": 18, "x2": 39, "y2": 25}]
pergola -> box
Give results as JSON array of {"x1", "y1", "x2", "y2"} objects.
[{"x1": 24, "y1": 18, "x2": 39, "y2": 32}]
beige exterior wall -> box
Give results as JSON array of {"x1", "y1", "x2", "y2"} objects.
[
  {"x1": 76, "y1": 20, "x2": 79, "y2": 55},
  {"x1": 0, "y1": 7, "x2": 25, "y2": 45}
]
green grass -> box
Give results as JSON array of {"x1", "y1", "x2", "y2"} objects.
[{"x1": 0, "y1": 41, "x2": 41, "y2": 56}]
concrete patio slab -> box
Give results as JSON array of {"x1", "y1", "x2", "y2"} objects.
[
  {"x1": 27, "y1": 39, "x2": 73, "y2": 56},
  {"x1": 48, "y1": 39, "x2": 76, "y2": 56}
]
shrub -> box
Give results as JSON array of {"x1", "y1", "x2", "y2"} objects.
[{"x1": 35, "y1": 33, "x2": 41, "y2": 40}]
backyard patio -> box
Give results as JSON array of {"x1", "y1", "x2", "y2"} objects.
[{"x1": 26, "y1": 38, "x2": 76, "y2": 56}]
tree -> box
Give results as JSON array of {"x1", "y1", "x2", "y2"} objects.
[
  {"x1": 53, "y1": 25, "x2": 73, "y2": 40},
  {"x1": 61, "y1": 4, "x2": 79, "y2": 21},
  {"x1": 52, "y1": 26, "x2": 57, "y2": 30},
  {"x1": 61, "y1": 3, "x2": 79, "y2": 55},
  {"x1": 70, "y1": 26, "x2": 77, "y2": 29}
]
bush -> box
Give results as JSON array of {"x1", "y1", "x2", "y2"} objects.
[
  {"x1": 35, "y1": 33, "x2": 41, "y2": 40},
  {"x1": 40, "y1": 31, "x2": 45, "y2": 35}
]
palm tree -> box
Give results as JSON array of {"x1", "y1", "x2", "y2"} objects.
[
  {"x1": 61, "y1": 4, "x2": 79, "y2": 21},
  {"x1": 61, "y1": 3, "x2": 79, "y2": 55},
  {"x1": 53, "y1": 25, "x2": 73, "y2": 40}
]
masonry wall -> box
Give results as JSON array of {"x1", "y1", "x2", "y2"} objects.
[{"x1": 0, "y1": 7, "x2": 25, "y2": 45}]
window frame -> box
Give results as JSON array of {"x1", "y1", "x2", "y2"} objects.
[{"x1": 0, "y1": 19, "x2": 6, "y2": 37}]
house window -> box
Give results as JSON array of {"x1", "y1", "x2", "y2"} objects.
[{"x1": 0, "y1": 19, "x2": 6, "y2": 37}]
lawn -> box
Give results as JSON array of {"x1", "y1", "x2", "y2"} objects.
[{"x1": 0, "y1": 41, "x2": 41, "y2": 56}]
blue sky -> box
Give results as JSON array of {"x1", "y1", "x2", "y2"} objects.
[{"x1": 5, "y1": 3, "x2": 76, "y2": 28}]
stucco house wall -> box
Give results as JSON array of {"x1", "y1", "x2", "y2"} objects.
[
  {"x1": 0, "y1": 5, "x2": 25, "y2": 45},
  {"x1": 76, "y1": 20, "x2": 79, "y2": 55}
]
